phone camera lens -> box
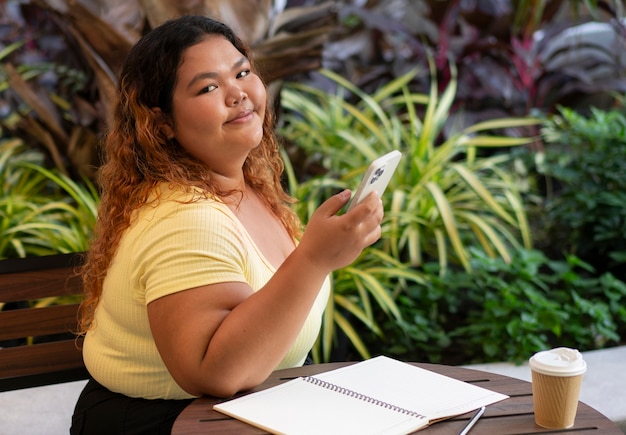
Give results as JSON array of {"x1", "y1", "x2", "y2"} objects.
[{"x1": 370, "y1": 167, "x2": 385, "y2": 184}]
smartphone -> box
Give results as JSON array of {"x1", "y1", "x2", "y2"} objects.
[{"x1": 346, "y1": 150, "x2": 402, "y2": 211}]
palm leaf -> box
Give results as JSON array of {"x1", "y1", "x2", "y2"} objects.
[
  {"x1": 333, "y1": 310, "x2": 371, "y2": 360},
  {"x1": 425, "y1": 182, "x2": 470, "y2": 270},
  {"x1": 450, "y1": 164, "x2": 517, "y2": 226}
]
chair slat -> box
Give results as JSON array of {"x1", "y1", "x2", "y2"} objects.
[
  {"x1": 0, "y1": 252, "x2": 84, "y2": 274},
  {"x1": 0, "y1": 268, "x2": 82, "y2": 302},
  {"x1": 0, "y1": 304, "x2": 81, "y2": 341},
  {"x1": 0, "y1": 339, "x2": 84, "y2": 379},
  {"x1": 0, "y1": 339, "x2": 88, "y2": 391}
]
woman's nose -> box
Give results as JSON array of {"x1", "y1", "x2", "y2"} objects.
[{"x1": 227, "y1": 87, "x2": 247, "y2": 106}]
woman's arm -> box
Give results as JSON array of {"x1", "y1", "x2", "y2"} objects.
[{"x1": 148, "y1": 190, "x2": 382, "y2": 397}]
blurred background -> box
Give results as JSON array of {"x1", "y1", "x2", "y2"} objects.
[{"x1": 1, "y1": 0, "x2": 626, "y2": 366}]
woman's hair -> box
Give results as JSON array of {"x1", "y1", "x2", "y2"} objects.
[{"x1": 78, "y1": 15, "x2": 300, "y2": 333}]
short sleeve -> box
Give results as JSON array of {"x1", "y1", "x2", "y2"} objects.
[{"x1": 127, "y1": 197, "x2": 251, "y2": 304}]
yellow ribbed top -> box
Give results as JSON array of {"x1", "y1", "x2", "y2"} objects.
[{"x1": 83, "y1": 184, "x2": 330, "y2": 399}]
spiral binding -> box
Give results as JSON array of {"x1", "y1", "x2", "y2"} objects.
[{"x1": 302, "y1": 376, "x2": 426, "y2": 419}]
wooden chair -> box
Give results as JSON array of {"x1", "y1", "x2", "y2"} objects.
[{"x1": 0, "y1": 253, "x2": 89, "y2": 392}]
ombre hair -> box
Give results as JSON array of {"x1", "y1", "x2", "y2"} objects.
[{"x1": 78, "y1": 15, "x2": 300, "y2": 333}]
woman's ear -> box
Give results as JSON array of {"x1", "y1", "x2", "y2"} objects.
[{"x1": 152, "y1": 107, "x2": 175, "y2": 139}]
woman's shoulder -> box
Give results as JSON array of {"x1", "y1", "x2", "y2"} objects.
[
  {"x1": 151, "y1": 182, "x2": 219, "y2": 203},
  {"x1": 133, "y1": 183, "x2": 230, "y2": 222}
]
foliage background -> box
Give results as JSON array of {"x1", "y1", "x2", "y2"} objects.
[{"x1": 1, "y1": 0, "x2": 626, "y2": 364}]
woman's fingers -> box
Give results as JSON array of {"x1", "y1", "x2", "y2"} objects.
[{"x1": 299, "y1": 191, "x2": 384, "y2": 272}]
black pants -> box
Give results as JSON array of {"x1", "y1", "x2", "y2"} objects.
[{"x1": 70, "y1": 378, "x2": 193, "y2": 435}]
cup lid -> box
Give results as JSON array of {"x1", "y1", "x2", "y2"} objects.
[{"x1": 529, "y1": 347, "x2": 587, "y2": 376}]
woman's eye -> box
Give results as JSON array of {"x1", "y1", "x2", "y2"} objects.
[
  {"x1": 200, "y1": 84, "x2": 217, "y2": 94},
  {"x1": 237, "y1": 69, "x2": 251, "y2": 79}
]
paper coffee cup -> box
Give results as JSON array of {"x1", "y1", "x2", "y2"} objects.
[{"x1": 529, "y1": 347, "x2": 587, "y2": 429}]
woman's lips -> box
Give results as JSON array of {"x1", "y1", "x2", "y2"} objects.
[{"x1": 227, "y1": 109, "x2": 254, "y2": 123}]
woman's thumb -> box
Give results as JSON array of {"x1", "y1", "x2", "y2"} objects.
[{"x1": 320, "y1": 189, "x2": 352, "y2": 215}]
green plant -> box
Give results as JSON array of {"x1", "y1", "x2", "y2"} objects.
[
  {"x1": 0, "y1": 137, "x2": 98, "y2": 259},
  {"x1": 519, "y1": 106, "x2": 626, "y2": 279},
  {"x1": 280, "y1": 66, "x2": 538, "y2": 361},
  {"x1": 368, "y1": 248, "x2": 626, "y2": 365},
  {"x1": 314, "y1": 247, "x2": 428, "y2": 363},
  {"x1": 282, "y1": 67, "x2": 537, "y2": 271}
]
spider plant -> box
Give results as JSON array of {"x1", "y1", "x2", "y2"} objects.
[
  {"x1": 0, "y1": 138, "x2": 98, "y2": 259},
  {"x1": 280, "y1": 64, "x2": 539, "y2": 361},
  {"x1": 282, "y1": 65, "x2": 538, "y2": 271}
]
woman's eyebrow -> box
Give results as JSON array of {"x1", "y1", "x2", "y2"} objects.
[{"x1": 187, "y1": 56, "x2": 248, "y2": 89}]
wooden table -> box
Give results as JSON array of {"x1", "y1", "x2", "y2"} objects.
[{"x1": 172, "y1": 362, "x2": 623, "y2": 434}]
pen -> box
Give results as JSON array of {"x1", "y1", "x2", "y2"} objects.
[{"x1": 459, "y1": 406, "x2": 485, "y2": 435}]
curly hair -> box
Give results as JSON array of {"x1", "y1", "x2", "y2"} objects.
[{"x1": 78, "y1": 15, "x2": 301, "y2": 333}]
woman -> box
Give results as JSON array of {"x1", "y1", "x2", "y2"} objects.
[{"x1": 71, "y1": 15, "x2": 383, "y2": 434}]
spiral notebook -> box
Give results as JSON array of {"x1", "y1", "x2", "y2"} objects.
[{"x1": 213, "y1": 355, "x2": 508, "y2": 435}]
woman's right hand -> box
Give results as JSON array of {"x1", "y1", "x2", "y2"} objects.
[{"x1": 297, "y1": 189, "x2": 383, "y2": 274}]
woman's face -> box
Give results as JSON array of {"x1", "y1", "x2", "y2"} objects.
[{"x1": 166, "y1": 35, "x2": 266, "y2": 174}]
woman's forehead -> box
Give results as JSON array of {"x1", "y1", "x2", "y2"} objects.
[{"x1": 176, "y1": 36, "x2": 247, "y2": 81}]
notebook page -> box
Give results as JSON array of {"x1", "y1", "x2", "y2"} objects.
[
  {"x1": 313, "y1": 356, "x2": 508, "y2": 421},
  {"x1": 213, "y1": 376, "x2": 428, "y2": 435}
]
